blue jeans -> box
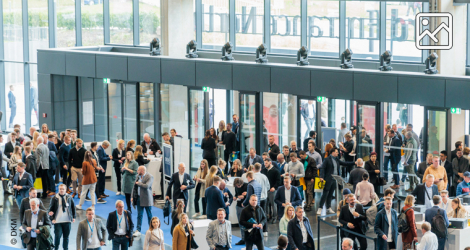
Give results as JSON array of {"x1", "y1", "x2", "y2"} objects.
[
  {"x1": 16, "y1": 195, "x2": 24, "y2": 208},
  {"x1": 87, "y1": 248, "x2": 101, "y2": 250},
  {"x1": 112, "y1": 236, "x2": 129, "y2": 250},
  {"x1": 54, "y1": 223, "x2": 71, "y2": 250},
  {"x1": 9, "y1": 107, "x2": 16, "y2": 127},
  {"x1": 437, "y1": 237, "x2": 446, "y2": 250},
  {"x1": 391, "y1": 162, "x2": 400, "y2": 185},
  {"x1": 383, "y1": 155, "x2": 391, "y2": 180},
  {"x1": 136, "y1": 197, "x2": 152, "y2": 232},
  {"x1": 304, "y1": 118, "x2": 314, "y2": 140},
  {"x1": 236, "y1": 206, "x2": 245, "y2": 240}
]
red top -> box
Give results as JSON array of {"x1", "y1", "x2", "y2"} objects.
[{"x1": 401, "y1": 204, "x2": 418, "y2": 243}]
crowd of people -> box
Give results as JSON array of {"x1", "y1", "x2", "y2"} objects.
[{"x1": 0, "y1": 118, "x2": 468, "y2": 250}]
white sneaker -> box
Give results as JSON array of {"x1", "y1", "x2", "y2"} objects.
[
  {"x1": 133, "y1": 230, "x2": 141, "y2": 237},
  {"x1": 263, "y1": 232, "x2": 268, "y2": 237},
  {"x1": 327, "y1": 208, "x2": 335, "y2": 214},
  {"x1": 199, "y1": 215, "x2": 207, "y2": 219},
  {"x1": 192, "y1": 212, "x2": 201, "y2": 218},
  {"x1": 400, "y1": 181, "x2": 405, "y2": 186},
  {"x1": 116, "y1": 192, "x2": 121, "y2": 196},
  {"x1": 75, "y1": 205, "x2": 82, "y2": 210},
  {"x1": 316, "y1": 208, "x2": 322, "y2": 215}
]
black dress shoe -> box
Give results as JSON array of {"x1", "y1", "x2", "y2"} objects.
[
  {"x1": 4, "y1": 191, "x2": 12, "y2": 195},
  {"x1": 85, "y1": 196, "x2": 91, "y2": 201},
  {"x1": 235, "y1": 240, "x2": 245, "y2": 245}
]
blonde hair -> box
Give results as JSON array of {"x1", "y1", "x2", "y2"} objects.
[
  {"x1": 125, "y1": 151, "x2": 135, "y2": 167},
  {"x1": 117, "y1": 139, "x2": 125, "y2": 150},
  {"x1": 33, "y1": 131, "x2": 40, "y2": 150},
  {"x1": 232, "y1": 159, "x2": 242, "y2": 171},
  {"x1": 218, "y1": 120, "x2": 226, "y2": 132},
  {"x1": 452, "y1": 198, "x2": 466, "y2": 218},
  {"x1": 206, "y1": 166, "x2": 219, "y2": 187},
  {"x1": 199, "y1": 159, "x2": 209, "y2": 179},
  {"x1": 178, "y1": 213, "x2": 189, "y2": 228},
  {"x1": 13, "y1": 146, "x2": 22, "y2": 158},
  {"x1": 149, "y1": 216, "x2": 161, "y2": 230},
  {"x1": 134, "y1": 145, "x2": 143, "y2": 159},
  {"x1": 404, "y1": 195, "x2": 415, "y2": 206},
  {"x1": 284, "y1": 205, "x2": 295, "y2": 220},
  {"x1": 218, "y1": 158, "x2": 226, "y2": 168}
]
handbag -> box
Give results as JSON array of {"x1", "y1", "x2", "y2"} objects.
[
  {"x1": 378, "y1": 177, "x2": 387, "y2": 186},
  {"x1": 314, "y1": 177, "x2": 325, "y2": 192},
  {"x1": 163, "y1": 199, "x2": 171, "y2": 225},
  {"x1": 299, "y1": 177, "x2": 306, "y2": 191}
]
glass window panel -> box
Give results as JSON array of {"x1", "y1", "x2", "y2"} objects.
[
  {"x1": 307, "y1": 0, "x2": 339, "y2": 57},
  {"x1": 57, "y1": 0, "x2": 76, "y2": 48},
  {"x1": 30, "y1": 64, "x2": 39, "y2": 129},
  {"x1": 108, "y1": 82, "x2": 122, "y2": 148},
  {"x1": 82, "y1": 0, "x2": 104, "y2": 46},
  {"x1": 202, "y1": 0, "x2": 229, "y2": 50},
  {"x1": 28, "y1": 0, "x2": 49, "y2": 63},
  {"x1": 5, "y1": 63, "x2": 25, "y2": 131},
  {"x1": 139, "y1": 0, "x2": 160, "y2": 46},
  {"x1": 189, "y1": 90, "x2": 205, "y2": 169},
  {"x1": 427, "y1": 110, "x2": 446, "y2": 156},
  {"x1": 357, "y1": 104, "x2": 375, "y2": 161},
  {"x1": 270, "y1": 0, "x2": 300, "y2": 55},
  {"x1": 140, "y1": 82, "x2": 154, "y2": 139},
  {"x1": 235, "y1": 0, "x2": 264, "y2": 52},
  {"x1": 124, "y1": 84, "x2": 137, "y2": 142},
  {"x1": 346, "y1": 1, "x2": 380, "y2": 60},
  {"x1": 300, "y1": 99, "x2": 316, "y2": 142},
  {"x1": 324, "y1": 98, "x2": 350, "y2": 147},
  {"x1": 3, "y1": 0, "x2": 23, "y2": 61},
  {"x1": 160, "y1": 84, "x2": 188, "y2": 139},
  {"x1": 386, "y1": 2, "x2": 422, "y2": 62},
  {"x1": 213, "y1": 89, "x2": 227, "y2": 130},
  {"x1": 240, "y1": 93, "x2": 256, "y2": 159},
  {"x1": 263, "y1": 93, "x2": 297, "y2": 151},
  {"x1": 110, "y1": 0, "x2": 133, "y2": 45}
]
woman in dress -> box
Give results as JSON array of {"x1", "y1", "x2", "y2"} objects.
[
  {"x1": 143, "y1": 217, "x2": 164, "y2": 250},
  {"x1": 121, "y1": 151, "x2": 139, "y2": 213}
]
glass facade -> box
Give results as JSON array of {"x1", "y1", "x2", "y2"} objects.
[
  {"x1": 235, "y1": 0, "x2": 264, "y2": 52},
  {"x1": 263, "y1": 93, "x2": 297, "y2": 150},
  {"x1": 81, "y1": 0, "x2": 104, "y2": 46},
  {"x1": 270, "y1": 0, "x2": 300, "y2": 55},
  {"x1": 56, "y1": 0, "x2": 76, "y2": 48},
  {"x1": 139, "y1": 0, "x2": 160, "y2": 46},
  {"x1": 202, "y1": 0, "x2": 229, "y2": 50},
  {"x1": 307, "y1": 0, "x2": 339, "y2": 57},
  {"x1": 5, "y1": 63, "x2": 25, "y2": 131},
  {"x1": 109, "y1": 0, "x2": 133, "y2": 44},
  {"x1": 3, "y1": 0, "x2": 23, "y2": 61},
  {"x1": 346, "y1": 1, "x2": 380, "y2": 60},
  {"x1": 28, "y1": 0, "x2": 49, "y2": 63}
]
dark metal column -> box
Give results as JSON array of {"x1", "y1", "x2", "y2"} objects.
[
  {"x1": 316, "y1": 97, "x2": 322, "y2": 150},
  {"x1": 376, "y1": 102, "x2": 384, "y2": 194},
  {"x1": 256, "y1": 92, "x2": 264, "y2": 154},
  {"x1": 154, "y1": 83, "x2": 161, "y2": 141}
]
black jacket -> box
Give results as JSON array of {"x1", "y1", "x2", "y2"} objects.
[
  {"x1": 348, "y1": 167, "x2": 367, "y2": 192},
  {"x1": 411, "y1": 183, "x2": 439, "y2": 206},
  {"x1": 4, "y1": 141, "x2": 14, "y2": 159},
  {"x1": 239, "y1": 205, "x2": 267, "y2": 239},
  {"x1": 442, "y1": 159, "x2": 453, "y2": 183},
  {"x1": 264, "y1": 166, "x2": 282, "y2": 190},
  {"x1": 235, "y1": 182, "x2": 248, "y2": 207},
  {"x1": 112, "y1": 148, "x2": 125, "y2": 168},
  {"x1": 338, "y1": 203, "x2": 367, "y2": 236},
  {"x1": 25, "y1": 154, "x2": 37, "y2": 181},
  {"x1": 389, "y1": 135, "x2": 402, "y2": 164},
  {"x1": 303, "y1": 137, "x2": 314, "y2": 154},
  {"x1": 302, "y1": 155, "x2": 317, "y2": 180},
  {"x1": 106, "y1": 210, "x2": 134, "y2": 239},
  {"x1": 69, "y1": 147, "x2": 86, "y2": 168},
  {"x1": 267, "y1": 143, "x2": 280, "y2": 162},
  {"x1": 136, "y1": 155, "x2": 150, "y2": 166},
  {"x1": 48, "y1": 194, "x2": 76, "y2": 222},
  {"x1": 222, "y1": 131, "x2": 237, "y2": 153},
  {"x1": 201, "y1": 137, "x2": 217, "y2": 159},
  {"x1": 365, "y1": 160, "x2": 380, "y2": 185},
  {"x1": 320, "y1": 155, "x2": 355, "y2": 180},
  {"x1": 141, "y1": 139, "x2": 161, "y2": 155},
  {"x1": 287, "y1": 217, "x2": 315, "y2": 250},
  {"x1": 417, "y1": 162, "x2": 430, "y2": 182}
]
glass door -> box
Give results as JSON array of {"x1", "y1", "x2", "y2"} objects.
[
  {"x1": 356, "y1": 103, "x2": 376, "y2": 162},
  {"x1": 299, "y1": 99, "x2": 317, "y2": 142},
  {"x1": 108, "y1": 82, "x2": 122, "y2": 148},
  {"x1": 123, "y1": 84, "x2": 138, "y2": 143},
  {"x1": 189, "y1": 89, "x2": 206, "y2": 169},
  {"x1": 239, "y1": 93, "x2": 257, "y2": 159},
  {"x1": 108, "y1": 81, "x2": 137, "y2": 147},
  {"x1": 425, "y1": 108, "x2": 447, "y2": 156}
]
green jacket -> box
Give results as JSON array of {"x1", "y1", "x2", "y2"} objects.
[{"x1": 122, "y1": 160, "x2": 139, "y2": 194}]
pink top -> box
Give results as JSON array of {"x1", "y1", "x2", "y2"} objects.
[{"x1": 355, "y1": 180, "x2": 376, "y2": 206}]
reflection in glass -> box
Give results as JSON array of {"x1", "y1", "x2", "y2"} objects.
[
  {"x1": 190, "y1": 90, "x2": 205, "y2": 170},
  {"x1": 427, "y1": 110, "x2": 446, "y2": 156},
  {"x1": 56, "y1": 0, "x2": 76, "y2": 47},
  {"x1": 139, "y1": 0, "x2": 160, "y2": 45},
  {"x1": 212, "y1": 89, "x2": 227, "y2": 129},
  {"x1": 346, "y1": 1, "x2": 380, "y2": 60},
  {"x1": 324, "y1": 98, "x2": 350, "y2": 147},
  {"x1": 28, "y1": 0, "x2": 48, "y2": 63},
  {"x1": 240, "y1": 94, "x2": 256, "y2": 159},
  {"x1": 235, "y1": 0, "x2": 264, "y2": 52},
  {"x1": 110, "y1": 0, "x2": 133, "y2": 44},
  {"x1": 263, "y1": 93, "x2": 297, "y2": 151},
  {"x1": 160, "y1": 84, "x2": 188, "y2": 139},
  {"x1": 300, "y1": 99, "x2": 316, "y2": 141},
  {"x1": 270, "y1": 0, "x2": 300, "y2": 54},
  {"x1": 108, "y1": 82, "x2": 122, "y2": 148},
  {"x1": 124, "y1": 84, "x2": 137, "y2": 143},
  {"x1": 357, "y1": 104, "x2": 375, "y2": 161},
  {"x1": 140, "y1": 83, "x2": 154, "y2": 139},
  {"x1": 30, "y1": 64, "x2": 39, "y2": 128},
  {"x1": 202, "y1": 0, "x2": 229, "y2": 50},
  {"x1": 3, "y1": 0, "x2": 23, "y2": 61},
  {"x1": 82, "y1": 0, "x2": 104, "y2": 46},
  {"x1": 386, "y1": 2, "x2": 423, "y2": 62},
  {"x1": 307, "y1": 0, "x2": 339, "y2": 57},
  {"x1": 5, "y1": 63, "x2": 25, "y2": 131}
]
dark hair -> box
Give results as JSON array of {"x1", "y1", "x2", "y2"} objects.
[
  {"x1": 362, "y1": 172, "x2": 369, "y2": 180},
  {"x1": 384, "y1": 188, "x2": 396, "y2": 197},
  {"x1": 308, "y1": 140, "x2": 316, "y2": 147},
  {"x1": 204, "y1": 130, "x2": 211, "y2": 140},
  {"x1": 407, "y1": 123, "x2": 413, "y2": 128},
  {"x1": 90, "y1": 142, "x2": 97, "y2": 149},
  {"x1": 389, "y1": 130, "x2": 395, "y2": 134},
  {"x1": 329, "y1": 147, "x2": 337, "y2": 155},
  {"x1": 299, "y1": 150, "x2": 306, "y2": 156},
  {"x1": 456, "y1": 141, "x2": 463, "y2": 148},
  {"x1": 283, "y1": 145, "x2": 289, "y2": 149},
  {"x1": 309, "y1": 131, "x2": 316, "y2": 137},
  {"x1": 277, "y1": 235, "x2": 288, "y2": 248},
  {"x1": 370, "y1": 152, "x2": 377, "y2": 157},
  {"x1": 440, "y1": 150, "x2": 447, "y2": 157},
  {"x1": 48, "y1": 134, "x2": 54, "y2": 139}
]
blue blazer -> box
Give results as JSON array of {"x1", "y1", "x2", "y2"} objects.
[
  {"x1": 47, "y1": 141, "x2": 58, "y2": 154},
  {"x1": 97, "y1": 146, "x2": 111, "y2": 169},
  {"x1": 205, "y1": 186, "x2": 226, "y2": 220},
  {"x1": 243, "y1": 154, "x2": 264, "y2": 170},
  {"x1": 425, "y1": 206, "x2": 449, "y2": 237},
  {"x1": 374, "y1": 208, "x2": 398, "y2": 250},
  {"x1": 165, "y1": 173, "x2": 195, "y2": 201},
  {"x1": 389, "y1": 136, "x2": 402, "y2": 164},
  {"x1": 13, "y1": 172, "x2": 33, "y2": 199},
  {"x1": 8, "y1": 91, "x2": 16, "y2": 108},
  {"x1": 287, "y1": 217, "x2": 314, "y2": 250},
  {"x1": 222, "y1": 187, "x2": 233, "y2": 216},
  {"x1": 274, "y1": 185, "x2": 302, "y2": 220}
]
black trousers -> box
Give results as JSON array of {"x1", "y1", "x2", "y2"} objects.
[
  {"x1": 125, "y1": 193, "x2": 132, "y2": 212},
  {"x1": 246, "y1": 238, "x2": 264, "y2": 250},
  {"x1": 26, "y1": 238, "x2": 37, "y2": 250},
  {"x1": 97, "y1": 166, "x2": 106, "y2": 196},
  {"x1": 205, "y1": 157, "x2": 216, "y2": 167},
  {"x1": 194, "y1": 183, "x2": 207, "y2": 214},
  {"x1": 348, "y1": 233, "x2": 367, "y2": 250},
  {"x1": 114, "y1": 166, "x2": 122, "y2": 192},
  {"x1": 39, "y1": 167, "x2": 54, "y2": 194},
  {"x1": 319, "y1": 178, "x2": 336, "y2": 209},
  {"x1": 260, "y1": 199, "x2": 268, "y2": 232},
  {"x1": 215, "y1": 246, "x2": 229, "y2": 250},
  {"x1": 60, "y1": 163, "x2": 72, "y2": 188}
]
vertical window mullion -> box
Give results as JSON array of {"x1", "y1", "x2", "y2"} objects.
[
  {"x1": 48, "y1": 0, "x2": 56, "y2": 48},
  {"x1": 133, "y1": 0, "x2": 139, "y2": 46},
  {"x1": 379, "y1": 2, "x2": 386, "y2": 56},
  {"x1": 75, "y1": 0, "x2": 82, "y2": 46},
  {"x1": 104, "y1": 0, "x2": 110, "y2": 44},
  {"x1": 264, "y1": 0, "x2": 270, "y2": 51}
]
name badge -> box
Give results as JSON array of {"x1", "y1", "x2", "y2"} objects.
[
  {"x1": 118, "y1": 229, "x2": 124, "y2": 234},
  {"x1": 185, "y1": 232, "x2": 189, "y2": 237},
  {"x1": 118, "y1": 154, "x2": 121, "y2": 158},
  {"x1": 38, "y1": 222, "x2": 43, "y2": 226},
  {"x1": 88, "y1": 238, "x2": 92, "y2": 244},
  {"x1": 65, "y1": 203, "x2": 69, "y2": 207}
]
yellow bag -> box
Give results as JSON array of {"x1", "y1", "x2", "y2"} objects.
[
  {"x1": 299, "y1": 177, "x2": 306, "y2": 190},
  {"x1": 314, "y1": 177, "x2": 326, "y2": 192},
  {"x1": 34, "y1": 177, "x2": 43, "y2": 192}
]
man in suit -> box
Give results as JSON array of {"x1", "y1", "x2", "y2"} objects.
[
  {"x1": 4, "y1": 132, "x2": 16, "y2": 160},
  {"x1": 277, "y1": 153, "x2": 288, "y2": 175},
  {"x1": 425, "y1": 195, "x2": 449, "y2": 250},
  {"x1": 412, "y1": 174, "x2": 439, "y2": 209},
  {"x1": 301, "y1": 100, "x2": 315, "y2": 140},
  {"x1": 318, "y1": 148, "x2": 355, "y2": 215},
  {"x1": 267, "y1": 135, "x2": 280, "y2": 162},
  {"x1": 141, "y1": 133, "x2": 161, "y2": 156},
  {"x1": 131, "y1": 166, "x2": 154, "y2": 237},
  {"x1": 339, "y1": 194, "x2": 367, "y2": 250},
  {"x1": 19, "y1": 188, "x2": 45, "y2": 224},
  {"x1": 374, "y1": 197, "x2": 398, "y2": 250},
  {"x1": 8, "y1": 85, "x2": 16, "y2": 128},
  {"x1": 13, "y1": 163, "x2": 34, "y2": 207},
  {"x1": 289, "y1": 141, "x2": 302, "y2": 158},
  {"x1": 76, "y1": 207, "x2": 107, "y2": 250},
  {"x1": 387, "y1": 130, "x2": 402, "y2": 189},
  {"x1": 206, "y1": 208, "x2": 232, "y2": 250},
  {"x1": 106, "y1": 200, "x2": 134, "y2": 250},
  {"x1": 22, "y1": 198, "x2": 52, "y2": 250},
  {"x1": 222, "y1": 123, "x2": 237, "y2": 164},
  {"x1": 96, "y1": 141, "x2": 112, "y2": 198},
  {"x1": 287, "y1": 206, "x2": 315, "y2": 250},
  {"x1": 166, "y1": 162, "x2": 195, "y2": 212},
  {"x1": 36, "y1": 136, "x2": 51, "y2": 198},
  {"x1": 339, "y1": 133, "x2": 355, "y2": 178},
  {"x1": 274, "y1": 176, "x2": 302, "y2": 220},
  {"x1": 440, "y1": 150, "x2": 453, "y2": 191},
  {"x1": 206, "y1": 176, "x2": 226, "y2": 220},
  {"x1": 263, "y1": 158, "x2": 281, "y2": 222},
  {"x1": 42, "y1": 133, "x2": 57, "y2": 154},
  {"x1": 59, "y1": 136, "x2": 72, "y2": 194},
  {"x1": 243, "y1": 148, "x2": 264, "y2": 170},
  {"x1": 0, "y1": 135, "x2": 10, "y2": 194},
  {"x1": 452, "y1": 149, "x2": 468, "y2": 192},
  {"x1": 239, "y1": 194, "x2": 267, "y2": 250},
  {"x1": 451, "y1": 141, "x2": 463, "y2": 163}
]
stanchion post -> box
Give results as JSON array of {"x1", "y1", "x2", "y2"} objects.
[
  {"x1": 317, "y1": 217, "x2": 321, "y2": 250},
  {"x1": 374, "y1": 238, "x2": 378, "y2": 250},
  {"x1": 336, "y1": 226, "x2": 341, "y2": 250}
]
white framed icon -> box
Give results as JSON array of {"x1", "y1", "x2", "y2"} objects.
[{"x1": 415, "y1": 12, "x2": 453, "y2": 50}]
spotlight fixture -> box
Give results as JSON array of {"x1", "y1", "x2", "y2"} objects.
[
  {"x1": 186, "y1": 40, "x2": 198, "y2": 58},
  {"x1": 297, "y1": 46, "x2": 309, "y2": 66},
  {"x1": 424, "y1": 52, "x2": 438, "y2": 74},
  {"x1": 379, "y1": 50, "x2": 393, "y2": 71},
  {"x1": 255, "y1": 44, "x2": 268, "y2": 63},
  {"x1": 150, "y1": 38, "x2": 161, "y2": 56},
  {"x1": 221, "y1": 42, "x2": 234, "y2": 61},
  {"x1": 340, "y1": 48, "x2": 354, "y2": 69}
]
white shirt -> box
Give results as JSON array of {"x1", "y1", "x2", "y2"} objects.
[
  {"x1": 87, "y1": 219, "x2": 100, "y2": 248},
  {"x1": 349, "y1": 204, "x2": 358, "y2": 218},
  {"x1": 386, "y1": 209, "x2": 392, "y2": 242},
  {"x1": 308, "y1": 104, "x2": 314, "y2": 119},
  {"x1": 254, "y1": 172, "x2": 269, "y2": 200},
  {"x1": 439, "y1": 200, "x2": 453, "y2": 215},
  {"x1": 417, "y1": 231, "x2": 438, "y2": 250},
  {"x1": 298, "y1": 217, "x2": 308, "y2": 243},
  {"x1": 178, "y1": 173, "x2": 184, "y2": 185},
  {"x1": 115, "y1": 212, "x2": 127, "y2": 235},
  {"x1": 31, "y1": 210, "x2": 39, "y2": 238},
  {"x1": 285, "y1": 186, "x2": 291, "y2": 204},
  {"x1": 55, "y1": 195, "x2": 70, "y2": 223}
]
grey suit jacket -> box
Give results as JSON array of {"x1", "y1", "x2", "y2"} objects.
[
  {"x1": 206, "y1": 219, "x2": 232, "y2": 249},
  {"x1": 36, "y1": 143, "x2": 49, "y2": 169},
  {"x1": 131, "y1": 173, "x2": 154, "y2": 207},
  {"x1": 76, "y1": 218, "x2": 107, "y2": 250},
  {"x1": 21, "y1": 209, "x2": 52, "y2": 244}
]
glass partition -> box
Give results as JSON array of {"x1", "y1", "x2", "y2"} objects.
[
  {"x1": 160, "y1": 84, "x2": 188, "y2": 139},
  {"x1": 235, "y1": 0, "x2": 264, "y2": 52},
  {"x1": 123, "y1": 84, "x2": 137, "y2": 142},
  {"x1": 323, "y1": 98, "x2": 350, "y2": 149},
  {"x1": 108, "y1": 82, "x2": 122, "y2": 147},
  {"x1": 427, "y1": 110, "x2": 446, "y2": 156},
  {"x1": 29, "y1": 64, "x2": 39, "y2": 128},
  {"x1": 300, "y1": 99, "x2": 317, "y2": 142},
  {"x1": 239, "y1": 93, "x2": 256, "y2": 158},
  {"x1": 263, "y1": 93, "x2": 297, "y2": 151},
  {"x1": 189, "y1": 89, "x2": 205, "y2": 169},
  {"x1": 139, "y1": 83, "x2": 154, "y2": 139},
  {"x1": 356, "y1": 103, "x2": 376, "y2": 161},
  {"x1": 212, "y1": 89, "x2": 227, "y2": 129}
]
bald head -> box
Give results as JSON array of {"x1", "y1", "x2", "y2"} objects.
[
  {"x1": 138, "y1": 166, "x2": 147, "y2": 176},
  {"x1": 37, "y1": 136, "x2": 44, "y2": 144}
]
